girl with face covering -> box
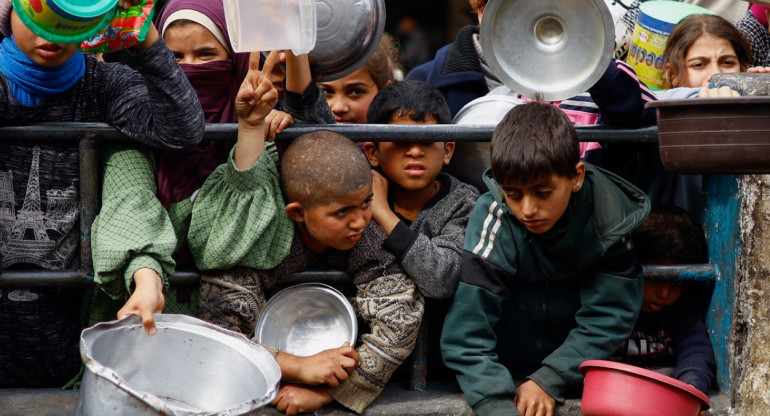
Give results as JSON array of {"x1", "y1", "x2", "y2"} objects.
[
  {"x1": 155, "y1": 0, "x2": 250, "y2": 210},
  {"x1": 90, "y1": 0, "x2": 291, "y2": 334}
]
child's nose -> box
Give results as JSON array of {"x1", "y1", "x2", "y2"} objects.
[
  {"x1": 405, "y1": 143, "x2": 423, "y2": 156},
  {"x1": 329, "y1": 96, "x2": 347, "y2": 114},
  {"x1": 521, "y1": 195, "x2": 537, "y2": 217},
  {"x1": 657, "y1": 282, "x2": 671, "y2": 298},
  {"x1": 350, "y1": 210, "x2": 367, "y2": 230}
]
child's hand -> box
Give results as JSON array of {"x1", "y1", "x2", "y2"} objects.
[
  {"x1": 236, "y1": 51, "x2": 280, "y2": 128},
  {"x1": 115, "y1": 0, "x2": 159, "y2": 52},
  {"x1": 264, "y1": 110, "x2": 294, "y2": 142},
  {"x1": 747, "y1": 66, "x2": 770, "y2": 73},
  {"x1": 698, "y1": 86, "x2": 741, "y2": 97},
  {"x1": 368, "y1": 169, "x2": 399, "y2": 235},
  {"x1": 271, "y1": 383, "x2": 333, "y2": 415},
  {"x1": 293, "y1": 343, "x2": 359, "y2": 386},
  {"x1": 514, "y1": 380, "x2": 555, "y2": 416},
  {"x1": 118, "y1": 268, "x2": 165, "y2": 335}
]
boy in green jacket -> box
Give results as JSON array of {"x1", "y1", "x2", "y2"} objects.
[{"x1": 440, "y1": 102, "x2": 650, "y2": 416}]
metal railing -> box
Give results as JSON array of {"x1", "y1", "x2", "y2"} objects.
[{"x1": 0, "y1": 122, "x2": 728, "y2": 393}]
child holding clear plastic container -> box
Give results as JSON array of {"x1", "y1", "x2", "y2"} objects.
[
  {"x1": 89, "y1": 0, "x2": 318, "y2": 333},
  {"x1": 0, "y1": 0, "x2": 204, "y2": 387}
]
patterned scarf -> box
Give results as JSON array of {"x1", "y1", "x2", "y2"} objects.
[{"x1": 0, "y1": 35, "x2": 84, "y2": 106}]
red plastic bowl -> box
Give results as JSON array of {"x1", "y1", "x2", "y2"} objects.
[{"x1": 579, "y1": 360, "x2": 710, "y2": 416}]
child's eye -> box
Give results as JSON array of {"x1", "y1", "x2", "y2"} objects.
[
  {"x1": 172, "y1": 53, "x2": 183, "y2": 61},
  {"x1": 536, "y1": 190, "x2": 552, "y2": 198},
  {"x1": 348, "y1": 88, "x2": 365, "y2": 97},
  {"x1": 361, "y1": 197, "x2": 372, "y2": 208},
  {"x1": 722, "y1": 59, "x2": 738, "y2": 67},
  {"x1": 335, "y1": 208, "x2": 349, "y2": 217},
  {"x1": 506, "y1": 192, "x2": 521, "y2": 200}
]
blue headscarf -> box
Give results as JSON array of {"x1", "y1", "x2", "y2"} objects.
[{"x1": 0, "y1": 35, "x2": 85, "y2": 106}]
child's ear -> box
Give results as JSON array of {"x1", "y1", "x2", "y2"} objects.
[
  {"x1": 442, "y1": 142, "x2": 456, "y2": 165},
  {"x1": 663, "y1": 62, "x2": 676, "y2": 88},
  {"x1": 285, "y1": 202, "x2": 305, "y2": 223},
  {"x1": 572, "y1": 162, "x2": 586, "y2": 192},
  {"x1": 362, "y1": 142, "x2": 380, "y2": 167}
]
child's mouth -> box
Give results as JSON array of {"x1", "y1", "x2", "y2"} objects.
[
  {"x1": 37, "y1": 43, "x2": 63, "y2": 58},
  {"x1": 404, "y1": 164, "x2": 425, "y2": 177}
]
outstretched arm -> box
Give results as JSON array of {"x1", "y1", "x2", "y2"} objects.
[{"x1": 234, "y1": 51, "x2": 280, "y2": 169}]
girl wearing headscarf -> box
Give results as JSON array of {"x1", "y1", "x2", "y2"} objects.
[{"x1": 88, "y1": 0, "x2": 294, "y2": 333}]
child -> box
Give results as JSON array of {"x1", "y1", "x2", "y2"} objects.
[
  {"x1": 178, "y1": 55, "x2": 423, "y2": 414},
  {"x1": 441, "y1": 102, "x2": 649, "y2": 416},
  {"x1": 661, "y1": 13, "x2": 751, "y2": 93},
  {"x1": 0, "y1": 0, "x2": 203, "y2": 388},
  {"x1": 614, "y1": 204, "x2": 716, "y2": 395},
  {"x1": 90, "y1": 0, "x2": 318, "y2": 335},
  {"x1": 317, "y1": 33, "x2": 401, "y2": 124},
  {"x1": 363, "y1": 80, "x2": 479, "y2": 299},
  {"x1": 598, "y1": 13, "x2": 751, "y2": 223}
]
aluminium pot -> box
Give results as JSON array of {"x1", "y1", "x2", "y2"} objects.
[{"x1": 75, "y1": 314, "x2": 281, "y2": 416}]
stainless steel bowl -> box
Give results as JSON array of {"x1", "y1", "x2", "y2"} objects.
[
  {"x1": 480, "y1": 0, "x2": 614, "y2": 101},
  {"x1": 75, "y1": 314, "x2": 280, "y2": 416},
  {"x1": 309, "y1": 0, "x2": 385, "y2": 81},
  {"x1": 447, "y1": 92, "x2": 526, "y2": 192},
  {"x1": 256, "y1": 283, "x2": 357, "y2": 357}
]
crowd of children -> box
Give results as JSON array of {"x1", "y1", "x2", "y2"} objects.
[{"x1": 3, "y1": 0, "x2": 759, "y2": 413}]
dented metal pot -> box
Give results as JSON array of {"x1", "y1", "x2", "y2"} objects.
[{"x1": 75, "y1": 314, "x2": 280, "y2": 416}]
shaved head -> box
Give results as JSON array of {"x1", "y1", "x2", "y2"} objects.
[{"x1": 281, "y1": 130, "x2": 372, "y2": 208}]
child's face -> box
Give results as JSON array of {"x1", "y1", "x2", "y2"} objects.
[
  {"x1": 642, "y1": 281, "x2": 683, "y2": 313},
  {"x1": 291, "y1": 184, "x2": 373, "y2": 252},
  {"x1": 318, "y1": 68, "x2": 379, "y2": 124},
  {"x1": 501, "y1": 163, "x2": 585, "y2": 234},
  {"x1": 365, "y1": 113, "x2": 454, "y2": 194},
  {"x1": 680, "y1": 34, "x2": 741, "y2": 88},
  {"x1": 164, "y1": 23, "x2": 230, "y2": 65},
  {"x1": 10, "y1": 10, "x2": 77, "y2": 67}
]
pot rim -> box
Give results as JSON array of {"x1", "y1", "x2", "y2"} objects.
[{"x1": 80, "y1": 314, "x2": 281, "y2": 415}]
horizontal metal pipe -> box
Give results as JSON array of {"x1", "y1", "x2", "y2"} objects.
[
  {"x1": 642, "y1": 264, "x2": 717, "y2": 281},
  {"x1": 0, "y1": 270, "x2": 93, "y2": 287},
  {"x1": 0, "y1": 123, "x2": 660, "y2": 143},
  {"x1": 0, "y1": 264, "x2": 715, "y2": 287}
]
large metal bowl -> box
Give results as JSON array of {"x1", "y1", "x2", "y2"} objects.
[
  {"x1": 75, "y1": 314, "x2": 280, "y2": 416},
  {"x1": 309, "y1": 0, "x2": 385, "y2": 81},
  {"x1": 447, "y1": 92, "x2": 526, "y2": 192},
  {"x1": 480, "y1": 0, "x2": 614, "y2": 101},
  {"x1": 256, "y1": 283, "x2": 357, "y2": 357}
]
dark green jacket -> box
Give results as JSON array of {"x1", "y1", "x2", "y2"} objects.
[{"x1": 441, "y1": 164, "x2": 649, "y2": 416}]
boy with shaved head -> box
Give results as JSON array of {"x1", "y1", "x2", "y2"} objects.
[{"x1": 184, "y1": 63, "x2": 424, "y2": 414}]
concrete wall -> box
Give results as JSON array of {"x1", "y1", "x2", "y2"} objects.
[{"x1": 732, "y1": 175, "x2": 770, "y2": 414}]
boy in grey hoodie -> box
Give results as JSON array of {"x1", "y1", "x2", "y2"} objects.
[{"x1": 362, "y1": 80, "x2": 479, "y2": 299}]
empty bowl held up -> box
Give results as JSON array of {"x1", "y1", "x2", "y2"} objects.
[
  {"x1": 579, "y1": 360, "x2": 710, "y2": 416},
  {"x1": 256, "y1": 282, "x2": 357, "y2": 357},
  {"x1": 75, "y1": 314, "x2": 281, "y2": 416}
]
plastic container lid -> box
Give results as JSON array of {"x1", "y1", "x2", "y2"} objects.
[
  {"x1": 12, "y1": 0, "x2": 118, "y2": 44},
  {"x1": 639, "y1": 1, "x2": 715, "y2": 28}
]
